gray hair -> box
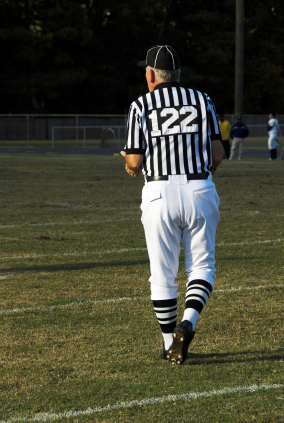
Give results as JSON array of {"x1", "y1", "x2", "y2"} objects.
[{"x1": 147, "y1": 66, "x2": 181, "y2": 82}]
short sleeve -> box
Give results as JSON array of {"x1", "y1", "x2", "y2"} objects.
[
  {"x1": 124, "y1": 103, "x2": 146, "y2": 154},
  {"x1": 205, "y1": 94, "x2": 222, "y2": 141}
]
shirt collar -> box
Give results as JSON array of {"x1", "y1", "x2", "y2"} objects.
[{"x1": 154, "y1": 81, "x2": 180, "y2": 91}]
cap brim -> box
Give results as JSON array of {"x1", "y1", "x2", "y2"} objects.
[{"x1": 137, "y1": 60, "x2": 146, "y2": 67}]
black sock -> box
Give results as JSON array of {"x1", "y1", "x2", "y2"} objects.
[{"x1": 152, "y1": 298, "x2": 177, "y2": 334}]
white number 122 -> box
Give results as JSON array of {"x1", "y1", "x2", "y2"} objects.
[{"x1": 148, "y1": 106, "x2": 198, "y2": 137}]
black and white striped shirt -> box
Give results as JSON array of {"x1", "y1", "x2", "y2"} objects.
[{"x1": 124, "y1": 81, "x2": 221, "y2": 177}]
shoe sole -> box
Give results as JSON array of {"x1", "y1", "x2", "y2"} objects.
[{"x1": 166, "y1": 329, "x2": 187, "y2": 365}]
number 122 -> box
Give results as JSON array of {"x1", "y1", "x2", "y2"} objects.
[{"x1": 148, "y1": 106, "x2": 198, "y2": 137}]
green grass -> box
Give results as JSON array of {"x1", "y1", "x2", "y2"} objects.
[{"x1": 0, "y1": 154, "x2": 284, "y2": 422}]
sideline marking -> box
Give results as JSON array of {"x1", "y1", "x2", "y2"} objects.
[
  {"x1": 0, "y1": 284, "x2": 283, "y2": 316},
  {"x1": 0, "y1": 384, "x2": 282, "y2": 423},
  {"x1": 0, "y1": 238, "x2": 283, "y2": 261}
]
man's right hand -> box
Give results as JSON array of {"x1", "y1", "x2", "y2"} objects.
[{"x1": 120, "y1": 152, "x2": 144, "y2": 178}]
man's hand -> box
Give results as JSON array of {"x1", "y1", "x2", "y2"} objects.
[{"x1": 120, "y1": 151, "x2": 143, "y2": 178}]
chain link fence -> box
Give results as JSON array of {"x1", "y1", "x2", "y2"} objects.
[
  {"x1": 1, "y1": 114, "x2": 284, "y2": 150},
  {"x1": 0, "y1": 114, "x2": 127, "y2": 149},
  {"x1": 223, "y1": 115, "x2": 284, "y2": 137}
]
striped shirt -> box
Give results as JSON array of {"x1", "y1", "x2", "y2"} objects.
[{"x1": 124, "y1": 81, "x2": 222, "y2": 177}]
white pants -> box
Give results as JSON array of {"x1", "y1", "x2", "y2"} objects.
[
  {"x1": 268, "y1": 132, "x2": 278, "y2": 150},
  {"x1": 141, "y1": 175, "x2": 220, "y2": 301}
]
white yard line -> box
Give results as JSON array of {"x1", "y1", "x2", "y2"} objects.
[
  {"x1": 214, "y1": 283, "x2": 284, "y2": 293},
  {"x1": 0, "y1": 296, "x2": 145, "y2": 315},
  {"x1": 220, "y1": 211, "x2": 284, "y2": 216},
  {"x1": 216, "y1": 238, "x2": 284, "y2": 247},
  {"x1": 0, "y1": 238, "x2": 283, "y2": 262},
  {"x1": 0, "y1": 247, "x2": 147, "y2": 261},
  {"x1": 0, "y1": 204, "x2": 140, "y2": 211},
  {"x1": 0, "y1": 211, "x2": 283, "y2": 228},
  {"x1": 222, "y1": 161, "x2": 279, "y2": 164},
  {"x1": 0, "y1": 384, "x2": 282, "y2": 423},
  {"x1": 0, "y1": 284, "x2": 283, "y2": 316},
  {"x1": 0, "y1": 218, "x2": 137, "y2": 229}
]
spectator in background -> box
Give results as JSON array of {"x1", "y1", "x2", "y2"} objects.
[
  {"x1": 267, "y1": 112, "x2": 279, "y2": 160},
  {"x1": 218, "y1": 114, "x2": 231, "y2": 159},
  {"x1": 229, "y1": 116, "x2": 249, "y2": 161}
]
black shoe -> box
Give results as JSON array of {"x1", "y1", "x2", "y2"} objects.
[
  {"x1": 166, "y1": 321, "x2": 195, "y2": 365},
  {"x1": 160, "y1": 344, "x2": 167, "y2": 360}
]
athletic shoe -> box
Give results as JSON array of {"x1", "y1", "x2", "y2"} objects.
[
  {"x1": 166, "y1": 321, "x2": 195, "y2": 365},
  {"x1": 160, "y1": 344, "x2": 167, "y2": 360}
]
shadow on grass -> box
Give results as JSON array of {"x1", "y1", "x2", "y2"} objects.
[
  {"x1": 185, "y1": 348, "x2": 284, "y2": 366},
  {"x1": 1, "y1": 257, "x2": 263, "y2": 275},
  {"x1": 0, "y1": 259, "x2": 149, "y2": 275}
]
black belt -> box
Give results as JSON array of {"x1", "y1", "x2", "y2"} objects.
[{"x1": 146, "y1": 172, "x2": 209, "y2": 182}]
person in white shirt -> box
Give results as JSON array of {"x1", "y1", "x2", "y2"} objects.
[{"x1": 267, "y1": 113, "x2": 279, "y2": 160}]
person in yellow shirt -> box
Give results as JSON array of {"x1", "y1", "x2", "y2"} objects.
[{"x1": 218, "y1": 114, "x2": 231, "y2": 159}]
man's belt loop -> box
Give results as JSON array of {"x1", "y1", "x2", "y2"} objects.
[{"x1": 146, "y1": 172, "x2": 209, "y2": 183}]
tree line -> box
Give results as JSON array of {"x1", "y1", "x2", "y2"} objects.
[{"x1": 1, "y1": 0, "x2": 283, "y2": 115}]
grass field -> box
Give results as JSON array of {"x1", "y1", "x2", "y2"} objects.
[{"x1": 0, "y1": 153, "x2": 284, "y2": 422}]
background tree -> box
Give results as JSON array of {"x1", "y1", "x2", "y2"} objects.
[
  {"x1": 0, "y1": 0, "x2": 283, "y2": 114},
  {"x1": 244, "y1": 0, "x2": 284, "y2": 114}
]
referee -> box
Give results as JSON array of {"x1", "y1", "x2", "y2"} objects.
[{"x1": 121, "y1": 45, "x2": 223, "y2": 365}]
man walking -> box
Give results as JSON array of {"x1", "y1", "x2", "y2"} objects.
[
  {"x1": 121, "y1": 45, "x2": 223, "y2": 365},
  {"x1": 229, "y1": 116, "x2": 249, "y2": 160},
  {"x1": 267, "y1": 112, "x2": 279, "y2": 160}
]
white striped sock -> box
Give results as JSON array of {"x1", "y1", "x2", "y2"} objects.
[
  {"x1": 163, "y1": 333, "x2": 174, "y2": 350},
  {"x1": 182, "y1": 309, "x2": 200, "y2": 330}
]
